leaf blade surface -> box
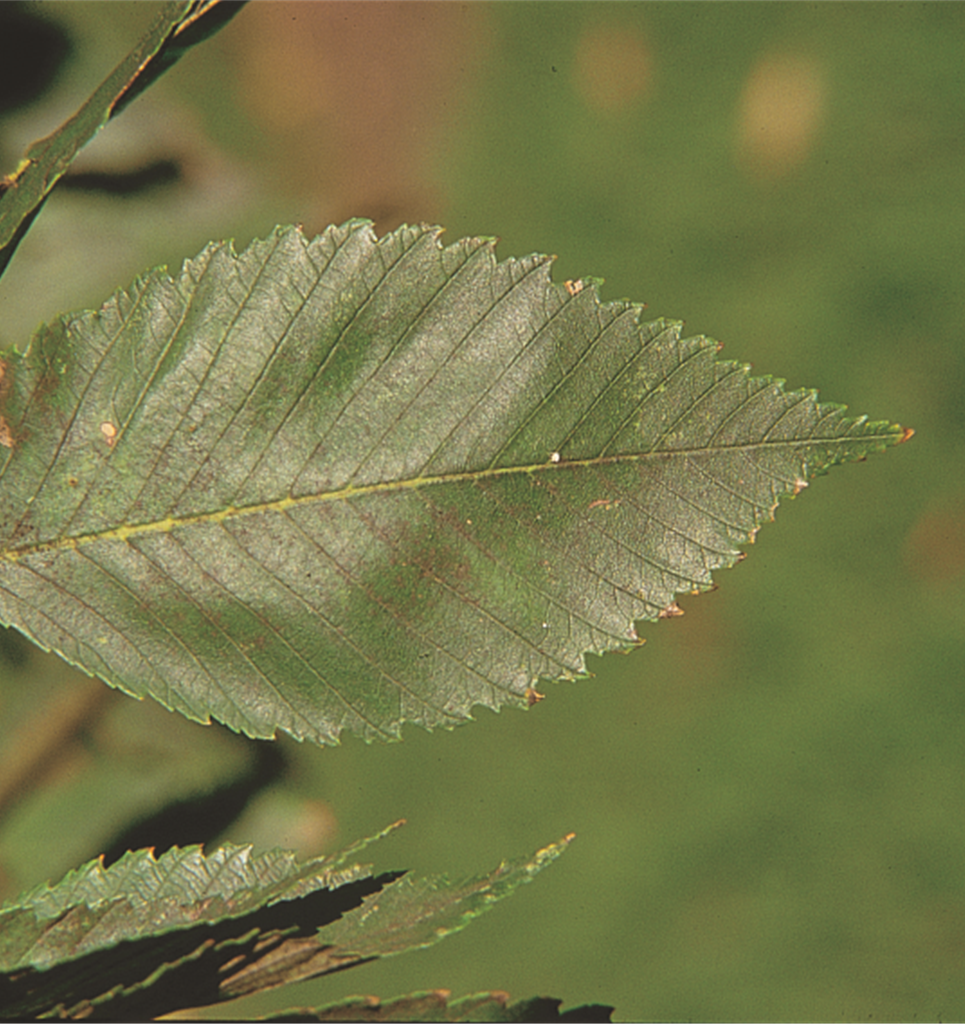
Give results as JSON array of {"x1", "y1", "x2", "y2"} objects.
[
  {"x1": 247, "y1": 989, "x2": 613, "y2": 1022},
  {"x1": 0, "y1": 222, "x2": 907, "y2": 742},
  {"x1": 0, "y1": 830, "x2": 571, "y2": 1021}
]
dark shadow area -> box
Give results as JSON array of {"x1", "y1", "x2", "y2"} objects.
[
  {"x1": 0, "y1": 870, "x2": 403, "y2": 1022},
  {"x1": 101, "y1": 740, "x2": 287, "y2": 867},
  {"x1": 0, "y1": 626, "x2": 30, "y2": 670},
  {"x1": 0, "y1": 3, "x2": 71, "y2": 116},
  {"x1": 61, "y1": 159, "x2": 183, "y2": 197}
]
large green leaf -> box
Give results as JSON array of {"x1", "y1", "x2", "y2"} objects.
[
  {"x1": 0, "y1": 221, "x2": 909, "y2": 744},
  {"x1": 0, "y1": 826, "x2": 573, "y2": 1020}
]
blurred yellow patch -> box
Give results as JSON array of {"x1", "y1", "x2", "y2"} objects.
[
  {"x1": 574, "y1": 24, "x2": 652, "y2": 114},
  {"x1": 736, "y1": 54, "x2": 826, "y2": 178}
]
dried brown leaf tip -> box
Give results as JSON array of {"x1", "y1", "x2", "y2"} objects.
[
  {"x1": 564, "y1": 279, "x2": 584, "y2": 297},
  {"x1": 658, "y1": 602, "x2": 684, "y2": 619},
  {"x1": 525, "y1": 686, "x2": 545, "y2": 706},
  {"x1": 899, "y1": 426, "x2": 915, "y2": 444}
]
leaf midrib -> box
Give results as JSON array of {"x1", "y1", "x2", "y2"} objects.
[{"x1": 1, "y1": 430, "x2": 895, "y2": 563}]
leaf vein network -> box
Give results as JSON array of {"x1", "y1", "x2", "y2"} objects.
[
  {"x1": 161, "y1": 524, "x2": 391, "y2": 738},
  {"x1": 470, "y1": 474, "x2": 657, "y2": 631},
  {"x1": 228, "y1": 509, "x2": 458, "y2": 731},
  {"x1": 283, "y1": 504, "x2": 508, "y2": 716},
  {"x1": 224, "y1": 228, "x2": 424, "y2": 505},
  {"x1": 280, "y1": 230, "x2": 465, "y2": 498},
  {"x1": 346, "y1": 497, "x2": 557, "y2": 688},
  {"x1": 161, "y1": 230, "x2": 325, "y2": 516},
  {"x1": 413, "y1": 255, "x2": 579, "y2": 477}
]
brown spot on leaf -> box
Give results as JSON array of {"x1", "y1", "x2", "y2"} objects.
[
  {"x1": 100, "y1": 421, "x2": 117, "y2": 446},
  {"x1": 0, "y1": 416, "x2": 13, "y2": 449},
  {"x1": 525, "y1": 686, "x2": 545, "y2": 707},
  {"x1": 564, "y1": 279, "x2": 584, "y2": 297},
  {"x1": 658, "y1": 602, "x2": 684, "y2": 619}
]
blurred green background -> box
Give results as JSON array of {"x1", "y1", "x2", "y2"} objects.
[{"x1": 0, "y1": 3, "x2": 962, "y2": 1020}]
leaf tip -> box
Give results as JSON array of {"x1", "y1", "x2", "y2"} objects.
[
  {"x1": 531, "y1": 832, "x2": 577, "y2": 868},
  {"x1": 898, "y1": 425, "x2": 915, "y2": 444}
]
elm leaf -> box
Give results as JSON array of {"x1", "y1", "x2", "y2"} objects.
[
  {"x1": 247, "y1": 990, "x2": 613, "y2": 1023},
  {"x1": 0, "y1": 221, "x2": 909, "y2": 744},
  {"x1": 0, "y1": 828, "x2": 573, "y2": 1021}
]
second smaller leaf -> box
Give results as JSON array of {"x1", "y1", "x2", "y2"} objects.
[{"x1": 0, "y1": 826, "x2": 574, "y2": 1022}]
